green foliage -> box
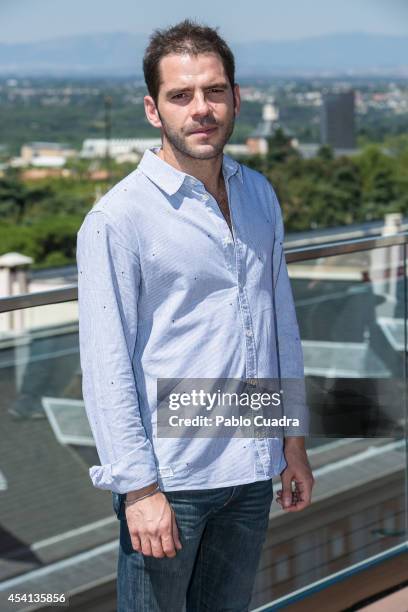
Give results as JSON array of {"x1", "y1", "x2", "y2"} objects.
[
  {"x1": 0, "y1": 132, "x2": 407, "y2": 268},
  {"x1": 316, "y1": 145, "x2": 334, "y2": 161},
  {"x1": 266, "y1": 128, "x2": 301, "y2": 165},
  {"x1": 0, "y1": 215, "x2": 83, "y2": 268},
  {"x1": 354, "y1": 144, "x2": 400, "y2": 219},
  {"x1": 241, "y1": 132, "x2": 407, "y2": 230}
]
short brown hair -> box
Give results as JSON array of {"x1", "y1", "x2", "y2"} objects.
[{"x1": 143, "y1": 19, "x2": 236, "y2": 104}]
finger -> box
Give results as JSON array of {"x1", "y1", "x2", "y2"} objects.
[
  {"x1": 291, "y1": 482, "x2": 305, "y2": 505},
  {"x1": 160, "y1": 513, "x2": 177, "y2": 558},
  {"x1": 276, "y1": 489, "x2": 298, "y2": 510},
  {"x1": 161, "y1": 531, "x2": 176, "y2": 558},
  {"x1": 287, "y1": 481, "x2": 313, "y2": 511},
  {"x1": 150, "y1": 536, "x2": 166, "y2": 558},
  {"x1": 276, "y1": 487, "x2": 306, "y2": 508},
  {"x1": 293, "y1": 477, "x2": 310, "y2": 495},
  {"x1": 171, "y1": 509, "x2": 183, "y2": 550},
  {"x1": 283, "y1": 504, "x2": 302, "y2": 512},
  {"x1": 140, "y1": 534, "x2": 153, "y2": 557},
  {"x1": 299, "y1": 480, "x2": 313, "y2": 505},
  {"x1": 293, "y1": 481, "x2": 304, "y2": 500},
  {"x1": 285, "y1": 495, "x2": 310, "y2": 511},
  {"x1": 279, "y1": 495, "x2": 301, "y2": 511},
  {"x1": 295, "y1": 480, "x2": 309, "y2": 494},
  {"x1": 276, "y1": 495, "x2": 294, "y2": 506},
  {"x1": 130, "y1": 533, "x2": 142, "y2": 552},
  {"x1": 281, "y1": 474, "x2": 294, "y2": 508},
  {"x1": 276, "y1": 496, "x2": 295, "y2": 508},
  {"x1": 290, "y1": 500, "x2": 309, "y2": 511}
]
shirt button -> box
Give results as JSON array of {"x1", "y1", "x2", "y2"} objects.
[
  {"x1": 202, "y1": 194, "x2": 209, "y2": 201},
  {"x1": 246, "y1": 329, "x2": 253, "y2": 337}
]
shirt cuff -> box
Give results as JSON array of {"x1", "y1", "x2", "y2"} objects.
[{"x1": 89, "y1": 443, "x2": 158, "y2": 494}]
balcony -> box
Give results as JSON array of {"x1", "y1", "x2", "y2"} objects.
[{"x1": 0, "y1": 232, "x2": 406, "y2": 611}]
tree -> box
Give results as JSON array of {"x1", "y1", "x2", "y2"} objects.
[
  {"x1": 266, "y1": 128, "x2": 300, "y2": 165},
  {"x1": 316, "y1": 144, "x2": 334, "y2": 161},
  {"x1": 356, "y1": 145, "x2": 398, "y2": 219},
  {"x1": 331, "y1": 158, "x2": 362, "y2": 223},
  {"x1": 0, "y1": 173, "x2": 28, "y2": 222}
]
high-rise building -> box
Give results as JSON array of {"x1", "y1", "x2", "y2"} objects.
[{"x1": 320, "y1": 90, "x2": 356, "y2": 149}]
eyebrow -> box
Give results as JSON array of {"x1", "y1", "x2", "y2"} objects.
[{"x1": 166, "y1": 82, "x2": 229, "y2": 97}]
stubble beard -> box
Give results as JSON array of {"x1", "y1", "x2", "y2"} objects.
[{"x1": 158, "y1": 111, "x2": 235, "y2": 161}]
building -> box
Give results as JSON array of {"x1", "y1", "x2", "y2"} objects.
[
  {"x1": 320, "y1": 90, "x2": 356, "y2": 150},
  {"x1": 80, "y1": 138, "x2": 161, "y2": 161},
  {"x1": 246, "y1": 100, "x2": 295, "y2": 155},
  {"x1": 81, "y1": 139, "x2": 251, "y2": 161},
  {"x1": 20, "y1": 168, "x2": 73, "y2": 180},
  {"x1": 224, "y1": 144, "x2": 250, "y2": 157},
  {"x1": 20, "y1": 142, "x2": 77, "y2": 167}
]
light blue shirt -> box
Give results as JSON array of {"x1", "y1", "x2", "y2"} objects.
[{"x1": 76, "y1": 148, "x2": 306, "y2": 494}]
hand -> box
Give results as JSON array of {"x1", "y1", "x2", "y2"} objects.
[
  {"x1": 125, "y1": 491, "x2": 183, "y2": 558},
  {"x1": 276, "y1": 438, "x2": 314, "y2": 512}
]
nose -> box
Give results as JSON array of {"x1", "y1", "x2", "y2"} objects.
[{"x1": 191, "y1": 91, "x2": 210, "y2": 118}]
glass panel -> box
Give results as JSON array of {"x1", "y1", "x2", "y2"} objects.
[
  {"x1": 0, "y1": 301, "x2": 117, "y2": 582},
  {"x1": 251, "y1": 243, "x2": 407, "y2": 609}
]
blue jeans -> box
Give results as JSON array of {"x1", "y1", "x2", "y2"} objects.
[{"x1": 113, "y1": 479, "x2": 273, "y2": 611}]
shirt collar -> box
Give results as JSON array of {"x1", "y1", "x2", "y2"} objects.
[{"x1": 138, "y1": 147, "x2": 243, "y2": 196}]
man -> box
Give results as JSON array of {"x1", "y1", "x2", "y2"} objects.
[{"x1": 77, "y1": 19, "x2": 314, "y2": 612}]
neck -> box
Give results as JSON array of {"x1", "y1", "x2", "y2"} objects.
[{"x1": 156, "y1": 140, "x2": 223, "y2": 194}]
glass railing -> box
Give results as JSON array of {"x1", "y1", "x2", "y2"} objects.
[
  {"x1": 251, "y1": 233, "x2": 408, "y2": 610},
  {"x1": 0, "y1": 233, "x2": 406, "y2": 611}
]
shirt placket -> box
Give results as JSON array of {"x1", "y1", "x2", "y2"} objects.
[
  {"x1": 199, "y1": 175, "x2": 270, "y2": 466},
  {"x1": 197, "y1": 176, "x2": 257, "y2": 377},
  {"x1": 236, "y1": 239, "x2": 271, "y2": 471},
  {"x1": 223, "y1": 173, "x2": 271, "y2": 469}
]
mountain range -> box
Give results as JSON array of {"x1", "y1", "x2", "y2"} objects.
[{"x1": 0, "y1": 31, "x2": 407, "y2": 76}]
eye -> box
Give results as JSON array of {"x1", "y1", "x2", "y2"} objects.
[{"x1": 172, "y1": 92, "x2": 188, "y2": 100}]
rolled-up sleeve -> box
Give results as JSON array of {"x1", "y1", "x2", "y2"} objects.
[
  {"x1": 270, "y1": 185, "x2": 310, "y2": 437},
  {"x1": 76, "y1": 209, "x2": 158, "y2": 493}
]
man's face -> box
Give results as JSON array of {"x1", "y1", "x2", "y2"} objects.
[{"x1": 145, "y1": 52, "x2": 240, "y2": 160}]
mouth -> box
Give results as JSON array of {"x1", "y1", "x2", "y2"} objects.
[{"x1": 189, "y1": 126, "x2": 218, "y2": 136}]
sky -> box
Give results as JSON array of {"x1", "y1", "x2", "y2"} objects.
[{"x1": 1, "y1": 0, "x2": 408, "y2": 44}]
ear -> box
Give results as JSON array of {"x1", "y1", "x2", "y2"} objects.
[
  {"x1": 233, "y1": 83, "x2": 241, "y2": 118},
  {"x1": 144, "y1": 95, "x2": 162, "y2": 129}
]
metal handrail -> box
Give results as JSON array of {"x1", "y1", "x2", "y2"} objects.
[
  {"x1": 285, "y1": 231, "x2": 407, "y2": 263},
  {"x1": 0, "y1": 232, "x2": 407, "y2": 314}
]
